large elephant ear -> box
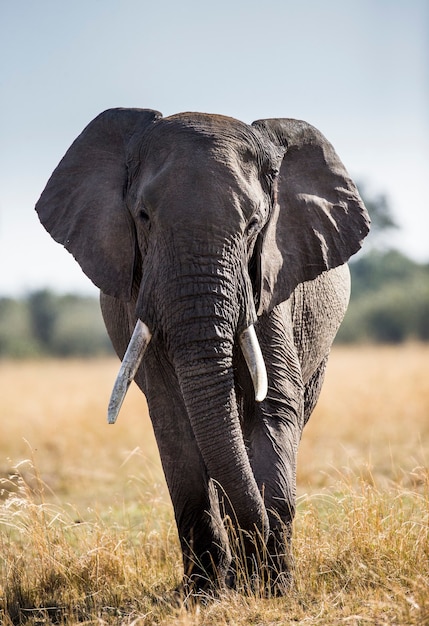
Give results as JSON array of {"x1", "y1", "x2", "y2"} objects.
[
  {"x1": 35, "y1": 108, "x2": 162, "y2": 300},
  {"x1": 252, "y1": 118, "x2": 370, "y2": 314}
]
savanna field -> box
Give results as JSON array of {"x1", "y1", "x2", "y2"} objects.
[{"x1": 0, "y1": 345, "x2": 428, "y2": 625}]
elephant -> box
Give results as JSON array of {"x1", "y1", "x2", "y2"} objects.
[{"x1": 35, "y1": 108, "x2": 370, "y2": 596}]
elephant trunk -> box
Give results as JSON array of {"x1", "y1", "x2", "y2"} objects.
[
  {"x1": 157, "y1": 255, "x2": 269, "y2": 535},
  {"x1": 171, "y1": 317, "x2": 268, "y2": 536},
  {"x1": 108, "y1": 245, "x2": 269, "y2": 535}
]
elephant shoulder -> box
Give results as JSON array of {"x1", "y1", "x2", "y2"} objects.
[
  {"x1": 292, "y1": 264, "x2": 350, "y2": 321},
  {"x1": 289, "y1": 264, "x2": 351, "y2": 381}
]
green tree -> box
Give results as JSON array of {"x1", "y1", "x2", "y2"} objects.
[
  {"x1": 357, "y1": 181, "x2": 398, "y2": 250},
  {"x1": 0, "y1": 297, "x2": 39, "y2": 357},
  {"x1": 337, "y1": 251, "x2": 429, "y2": 343},
  {"x1": 52, "y1": 294, "x2": 112, "y2": 356},
  {"x1": 27, "y1": 290, "x2": 59, "y2": 351}
]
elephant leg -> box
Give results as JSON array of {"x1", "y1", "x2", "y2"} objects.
[
  {"x1": 245, "y1": 305, "x2": 305, "y2": 595},
  {"x1": 142, "y1": 343, "x2": 231, "y2": 592}
]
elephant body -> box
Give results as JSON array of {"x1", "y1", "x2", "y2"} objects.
[{"x1": 36, "y1": 110, "x2": 369, "y2": 595}]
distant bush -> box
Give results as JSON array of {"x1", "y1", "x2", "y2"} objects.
[
  {"x1": 50, "y1": 294, "x2": 113, "y2": 356},
  {"x1": 337, "y1": 250, "x2": 429, "y2": 344},
  {"x1": 0, "y1": 297, "x2": 40, "y2": 357},
  {"x1": 0, "y1": 291, "x2": 113, "y2": 358}
]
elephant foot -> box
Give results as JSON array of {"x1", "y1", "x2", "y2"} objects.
[
  {"x1": 226, "y1": 565, "x2": 293, "y2": 598},
  {"x1": 225, "y1": 561, "x2": 293, "y2": 597},
  {"x1": 180, "y1": 540, "x2": 231, "y2": 600},
  {"x1": 225, "y1": 532, "x2": 294, "y2": 597},
  {"x1": 175, "y1": 576, "x2": 227, "y2": 607}
]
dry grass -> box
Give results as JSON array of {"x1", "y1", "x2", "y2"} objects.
[
  {"x1": 298, "y1": 344, "x2": 429, "y2": 490},
  {"x1": 0, "y1": 345, "x2": 428, "y2": 624}
]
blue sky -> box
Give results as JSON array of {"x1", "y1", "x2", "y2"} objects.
[{"x1": 1, "y1": 0, "x2": 428, "y2": 295}]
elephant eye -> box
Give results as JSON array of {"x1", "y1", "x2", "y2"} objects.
[
  {"x1": 247, "y1": 215, "x2": 261, "y2": 237},
  {"x1": 139, "y1": 208, "x2": 150, "y2": 223},
  {"x1": 261, "y1": 166, "x2": 280, "y2": 206},
  {"x1": 264, "y1": 167, "x2": 279, "y2": 188}
]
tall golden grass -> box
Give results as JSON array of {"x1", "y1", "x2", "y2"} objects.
[{"x1": 1, "y1": 345, "x2": 428, "y2": 624}]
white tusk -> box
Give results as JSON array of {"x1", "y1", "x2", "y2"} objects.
[
  {"x1": 107, "y1": 320, "x2": 152, "y2": 424},
  {"x1": 239, "y1": 325, "x2": 268, "y2": 402}
]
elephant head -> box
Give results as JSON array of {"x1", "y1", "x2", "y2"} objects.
[{"x1": 35, "y1": 109, "x2": 369, "y2": 590}]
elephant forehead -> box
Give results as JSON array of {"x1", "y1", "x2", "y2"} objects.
[
  {"x1": 142, "y1": 113, "x2": 267, "y2": 161},
  {"x1": 130, "y1": 114, "x2": 275, "y2": 220},
  {"x1": 137, "y1": 147, "x2": 266, "y2": 223},
  {"x1": 162, "y1": 111, "x2": 251, "y2": 137}
]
